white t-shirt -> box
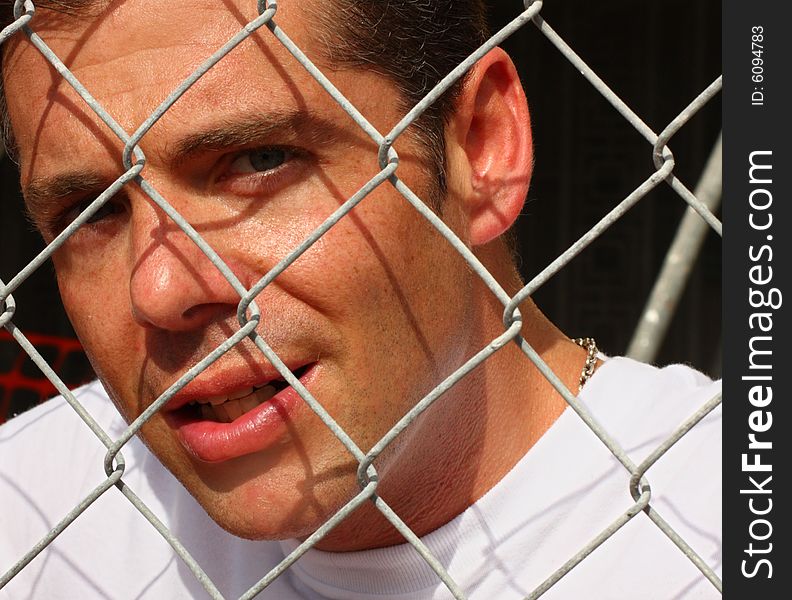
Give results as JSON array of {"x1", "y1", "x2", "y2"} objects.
[{"x1": 0, "y1": 357, "x2": 721, "y2": 599}]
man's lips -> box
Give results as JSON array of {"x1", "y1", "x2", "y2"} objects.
[
  {"x1": 164, "y1": 363, "x2": 312, "y2": 412},
  {"x1": 162, "y1": 362, "x2": 318, "y2": 463}
]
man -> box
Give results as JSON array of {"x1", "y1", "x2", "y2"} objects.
[{"x1": 0, "y1": 1, "x2": 721, "y2": 598}]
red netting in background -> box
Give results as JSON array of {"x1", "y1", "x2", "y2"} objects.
[{"x1": 0, "y1": 330, "x2": 92, "y2": 424}]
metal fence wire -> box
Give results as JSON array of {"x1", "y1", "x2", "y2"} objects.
[{"x1": 0, "y1": 0, "x2": 722, "y2": 598}]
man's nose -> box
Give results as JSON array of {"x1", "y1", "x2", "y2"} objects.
[{"x1": 128, "y1": 204, "x2": 242, "y2": 332}]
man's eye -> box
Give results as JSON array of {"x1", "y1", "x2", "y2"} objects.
[
  {"x1": 83, "y1": 200, "x2": 122, "y2": 224},
  {"x1": 229, "y1": 148, "x2": 289, "y2": 174},
  {"x1": 58, "y1": 198, "x2": 124, "y2": 232}
]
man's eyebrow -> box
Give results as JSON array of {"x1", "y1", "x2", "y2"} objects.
[
  {"x1": 172, "y1": 110, "x2": 349, "y2": 164},
  {"x1": 24, "y1": 170, "x2": 108, "y2": 226}
]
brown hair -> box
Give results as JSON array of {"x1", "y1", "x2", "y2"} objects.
[{"x1": 306, "y1": 0, "x2": 489, "y2": 193}]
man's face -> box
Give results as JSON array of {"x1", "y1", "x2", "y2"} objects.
[{"x1": 4, "y1": 0, "x2": 479, "y2": 542}]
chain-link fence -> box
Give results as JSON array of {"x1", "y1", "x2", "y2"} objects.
[{"x1": 0, "y1": 0, "x2": 721, "y2": 598}]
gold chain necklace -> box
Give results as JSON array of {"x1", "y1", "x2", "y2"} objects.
[{"x1": 572, "y1": 337, "x2": 599, "y2": 393}]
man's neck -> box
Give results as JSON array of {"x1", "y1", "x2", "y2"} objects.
[{"x1": 312, "y1": 248, "x2": 585, "y2": 552}]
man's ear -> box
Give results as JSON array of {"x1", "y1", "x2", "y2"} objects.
[{"x1": 445, "y1": 47, "x2": 533, "y2": 246}]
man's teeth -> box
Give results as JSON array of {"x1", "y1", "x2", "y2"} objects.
[
  {"x1": 229, "y1": 387, "x2": 254, "y2": 400},
  {"x1": 191, "y1": 384, "x2": 280, "y2": 423}
]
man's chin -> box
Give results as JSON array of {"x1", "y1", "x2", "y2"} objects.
[
  {"x1": 194, "y1": 490, "x2": 357, "y2": 543},
  {"x1": 135, "y1": 417, "x2": 365, "y2": 542},
  {"x1": 170, "y1": 462, "x2": 361, "y2": 543},
  {"x1": 205, "y1": 507, "x2": 311, "y2": 542}
]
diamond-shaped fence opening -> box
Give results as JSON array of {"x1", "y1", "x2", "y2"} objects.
[{"x1": 1, "y1": 1, "x2": 721, "y2": 598}]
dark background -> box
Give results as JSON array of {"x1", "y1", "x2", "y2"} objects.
[{"x1": 0, "y1": 0, "x2": 722, "y2": 422}]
